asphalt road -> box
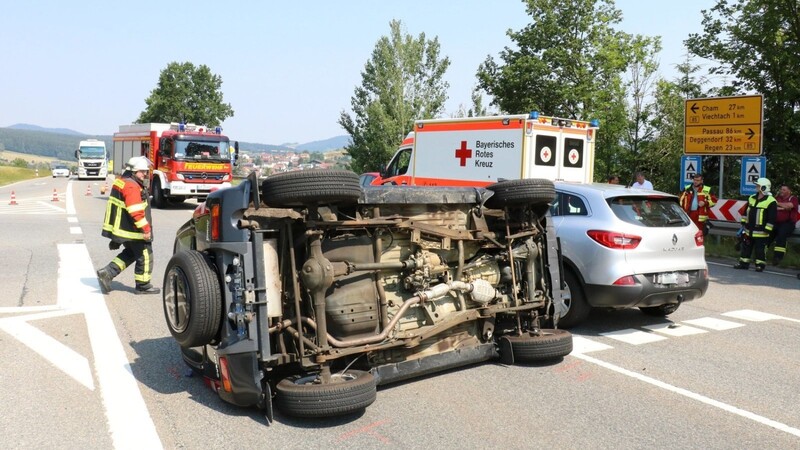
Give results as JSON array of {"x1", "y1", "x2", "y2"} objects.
[{"x1": 1, "y1": 177, "x2": 799, "y2": 449}]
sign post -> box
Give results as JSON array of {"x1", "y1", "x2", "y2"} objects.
[{"x1": 684, "y1": 95, "x2": 763, "y2": 156}]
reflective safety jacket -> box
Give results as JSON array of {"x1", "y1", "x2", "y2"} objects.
[
  {"x1": 102, "y1": 172, "x2": 152, "y2": 242},
  {"x1": 679, "y1": 184, "x2": 717, "y2": 223},
  {"x1": 739, "y1": 194, "x2": 777, "y2": 239}
]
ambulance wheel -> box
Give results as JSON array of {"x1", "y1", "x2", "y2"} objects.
[
  {"x1": 261, "y1": 169, "x2": 362, "y2": 207},
  {"x1": 152, "y1": 179, "x2": 167, "y2": 209},
  {"x1": 485, "y1": 178, "x2": 555, "y2": 209},
  {"x1": 163, "y1": 250, "x2": 222, "y2": 348}
]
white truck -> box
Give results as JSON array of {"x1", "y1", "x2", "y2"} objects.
[
  {"x1": 374, "y1": 112, "x2": 599, "y2": 187},
  {"x1": 74, "y1": 138, "x2": 108, "y2": 180}
]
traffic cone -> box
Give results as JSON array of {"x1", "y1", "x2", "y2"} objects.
[
  {"x1": 51, "y1": 189, "x2": 59, "y2": 202},
  {"x1": 85, "y1": 184, "x2": 92, "y2": 196},
  {"x1": 9, "y1": 191, "x2": 18, "y2": 205},
  {"x1": 100, "y1": 182, "x2": 108, "y2": 195}
]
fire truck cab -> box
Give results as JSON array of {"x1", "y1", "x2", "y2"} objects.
[
  {"x1": 376, "y1": 112, "x2": 598, "y2": 187},
  {"x1": 113, "y1": 123, "x2": 238, "y2": 208}
]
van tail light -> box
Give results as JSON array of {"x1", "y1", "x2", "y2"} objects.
[
  {"x1": 218, "y1": 356, "x2": 232, "y2": 393},
  {"x1": 587, "y1": 230, "x2": 641, "y2": 249},
  {"x1": 695, "y1": 229, "x2": 704, "y2": 246},
  {"x1": 210, "y1": 204, "x2": 221, "y2": 241},
  {"x1": 613, "y1": 275, "x2": 638, "y2": 286}
]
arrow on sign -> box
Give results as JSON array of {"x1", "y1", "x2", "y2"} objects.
[
  {"x1": 691, "y1": 103, "x2": 699, "y2": 114},
  {"x1": 746, "y1": 128, "x2": 755, "y2": 139}
]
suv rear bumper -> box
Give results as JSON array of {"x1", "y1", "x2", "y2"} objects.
[{"x1": 586, "y1": 270, "x2": 708, "y2": 308}]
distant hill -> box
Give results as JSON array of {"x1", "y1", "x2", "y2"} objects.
[
  {"x1": 7, "y1": 123, "x2": 85, "y2": 136},
  {"x1": 294, "y1": 135, "x2": 351, "y2": 152},
  {"x1": 0, "y1": 124, "x2": 350, "y2": 160}
]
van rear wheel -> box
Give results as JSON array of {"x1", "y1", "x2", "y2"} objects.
[
  {"x1": 500, "y1": 329, "x2": 573, "y2": 363},
  {"x1": 261, "y1": 170, "x2": 362, "y2": 207},
  {"x1": 275, "y1": 370, "x2": 377, "y2": 418},
  {"x1": 485, "y1": 178, "x2": 555, "y2": 209}
]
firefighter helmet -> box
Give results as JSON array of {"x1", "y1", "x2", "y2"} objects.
[
  {"x1": 755, "y1": 177, "x2": 771, "y2": 194},
  {"x1": 127, "y1": 156, "x2": 152, "y2": 172}
]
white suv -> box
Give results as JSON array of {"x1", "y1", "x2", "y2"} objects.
[{"x1": 551, "y1": 182, "x2": 709, "y2": 327}]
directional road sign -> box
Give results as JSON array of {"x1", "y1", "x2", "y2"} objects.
[
  {"x1": 679, "y1": 155, "x2": 702, "y2": 192},
  {"x1": 684, "y1": 95, "x2": 763, "y2": 155},
  {"x1": 740, "y1": 156, "x2": 766, "y2": 196}
]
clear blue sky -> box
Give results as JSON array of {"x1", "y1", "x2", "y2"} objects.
[{"x1": 1, "y1": 0, "x2": 715, "y2": 145}]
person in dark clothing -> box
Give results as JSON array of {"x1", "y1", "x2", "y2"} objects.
[
  {"x1": 734, "y1": 178, "x2": 778, "y2": 273},
  {"x1": 768, "y1": 184, "x2": 798, "y2": 265},
  {"x1": 96, "y1": 156, "x2": 160, "y2": 295}
]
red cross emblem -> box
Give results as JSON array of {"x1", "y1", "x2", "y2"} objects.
[
  {"x1": 569, "y1": 149, "x2": 579, "y2": 163},
  {"x1": 455, "y1": 141, "x2": 472, "y2": 166}
]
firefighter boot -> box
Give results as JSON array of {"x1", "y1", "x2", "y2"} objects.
[
  {"x1": 733, "y1": 261, "x2": 749, "y2": 270},
  {"x1": 755, "y1": 264, "x2": 766, "y2": 273},
  {"x1": 135, "y1": 284, "x2": 161, "y2": 295},
  {"x1": 96, "y1": 267, "x2": 113, "y2": 294}
]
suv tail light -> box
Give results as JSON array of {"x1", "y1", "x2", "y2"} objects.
[
  {"x1": 210, "y1": 204, "x2": 221, "y2": 241},
  {"x1": 613, "y1": 275, "x2": 639, "y2": 286},
  {"x1": 695, "y1": 229, "x2": 704, "y2": 247},
  {"x1": 587, "y1": 230, "x2": 641, "y2": 249},
  {"x1": 218, "y1": 356, "x2": 232, "y2": 392}
]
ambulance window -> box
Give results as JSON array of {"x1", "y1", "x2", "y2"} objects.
[{"x1": 387, "y1": 149, "x2": 411, "y2": 177}]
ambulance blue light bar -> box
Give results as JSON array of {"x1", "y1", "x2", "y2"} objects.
[{"x1": 529, "y1": 111, "x2": 539, "y2": 119}]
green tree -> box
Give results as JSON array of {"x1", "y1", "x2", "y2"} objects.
[
  {"x1": 339, "y1": 20, "x2": 450, "y2": 173},
  {"x1": 686, "y1": 0, "x2": 800, "y2": 188},
  {"x1": 475, "y1": 0, "x2": 659, "y2": 182},
  {"x1": 137, "y1": 62, "x2": 234, "y2": 127}
]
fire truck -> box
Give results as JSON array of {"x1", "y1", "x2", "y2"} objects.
[
  {"x1": 374, "y1": 112, "x2": 598, "y2": 186},
  {"x1": 112, "y1": 123, "x2": 238, "y2": 208}
]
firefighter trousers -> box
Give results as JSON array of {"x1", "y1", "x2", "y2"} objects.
[
  {"x1": 768, "y1": 221, "x2": 795, "y2": 263},
  {"x1": 105, "y1": 240, "x2": 155, "y2": 289},
  {"x1": 738, "y1": 235, "x2": 768, "y2": 269}
]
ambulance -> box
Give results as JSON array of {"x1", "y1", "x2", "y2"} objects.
[{"x1": 375, "y1": 112, "x2": 599, "y2": 186}]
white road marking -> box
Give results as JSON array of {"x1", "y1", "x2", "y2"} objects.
[
  {"x1": 600, "y1": 328, "x2": 668, "y2": 345},
  {"x1": 683, "y1": 317, "x2": 745, "y2": 331},
  {"x1": 58, "y1": 243, "x2": 162, "y2": 449},
  {"x1": 70, "y1": 226, "x2": 82, "y2": 235},
  {"x1": 722, "y1": 309, "x2": 785, "y2": 322},
  {"x1": 36, "y1": 200, "x2": 67, "y2": 212},
  {"x1": 67, "y1": 216, "x2": 78, "y2": 223},
  {"x1": 570, "y1": 335, "x2": 613, "y2": 354},
  {"x1": 66, "y1": 181, "x2": 76, "y2": 215},
  {"x1": 0, "y1": 305, "x2": 60, "y2": 314},
  {"x1": 643, "y1": 322, "x2": 708, "y2": 337},
  {"x1": 707, "y1": 260, "x2": 798, "y2": 277},
  {"x1": 0, "y1": 315, "x2": 94, "y2": 390},
  {"x1": 573, "y1": 352, "x2": 800, "y2": 438}
]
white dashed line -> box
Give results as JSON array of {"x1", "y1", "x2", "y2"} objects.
[
  {"x1": 600, "y1": 328, "x2": 668, "y2": 345},
  {"x1": 643, "y1": 322, "x2": 708, "y2": 337},
  {"x1": 682, "y1": 317, "x2": 745, "y2": 331}
]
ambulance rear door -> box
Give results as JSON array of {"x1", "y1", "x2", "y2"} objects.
[{"x1": 523, "y1": 118, "x2": 595, "y2": 183}]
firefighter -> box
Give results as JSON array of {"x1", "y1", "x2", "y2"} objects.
[
  {"x1": 734, "y1": 177, "x2": 778, "y2": 272},
  {"x1": 96, "y1": 156, "x2": 160, "y2": 295},
  {"x1": 679, "y1": 173, "x2": 717, "y2": 236}
]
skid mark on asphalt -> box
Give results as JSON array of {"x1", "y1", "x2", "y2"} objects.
[{"x1": 570, "y1": 309, "x2": 800, "y2": 438}]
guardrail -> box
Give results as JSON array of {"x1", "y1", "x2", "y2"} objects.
[{"x1": 708, "y1": 220, "x2": 800, "y2": 241}]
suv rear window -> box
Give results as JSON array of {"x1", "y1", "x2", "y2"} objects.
[{"x1": 608, "y1": 196, "x2": 690, "y2": 227}]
